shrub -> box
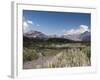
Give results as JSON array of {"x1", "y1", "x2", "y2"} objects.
[{"x1": 23, "y1": 47, "x2": 38, "y2": 62}]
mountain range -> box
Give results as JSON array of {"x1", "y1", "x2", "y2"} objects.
[
  {"x1": 24, "y1": 30, "x2": 90, "y2": 41},
  {"x1": 24, "y1": 31, "x2": 48, "y2": 39}
]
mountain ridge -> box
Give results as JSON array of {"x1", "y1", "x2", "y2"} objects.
[{"x1": 23, "y1": 30, "x2": 90, "y2": 41}]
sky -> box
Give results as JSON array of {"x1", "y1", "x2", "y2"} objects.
[{"x1": 23, "y1": 10, "x2": 91, "y2": 35}]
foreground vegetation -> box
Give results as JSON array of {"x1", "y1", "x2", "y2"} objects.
[{"x1": 23, "y1": 36, "x2": 91, "y2": 69}]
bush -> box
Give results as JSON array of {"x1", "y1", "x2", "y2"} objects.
[{"x1": 23, "y1": 47, "x2": 38, "y2": 62}]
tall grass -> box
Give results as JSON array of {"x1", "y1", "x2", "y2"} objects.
[
  {"x1": 23, "y1": 43, "x2": 91, "y2": 69},
  {"x1": 45, "y1": 47, "x2": 91, "y2": 68},
  {"x1": 23, "y1": 47, "x2": 38, "y2": 62}
]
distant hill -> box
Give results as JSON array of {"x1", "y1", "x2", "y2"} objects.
[
  {"x1": 80, "y1": 31, "x2": 91, "y2": 41},
  {"x1": 62, "y1": 31, "x2": 91, "y2": 41},
  {"x1": 23, "y1": 30, "x2": 91, "y2": 43},
  {"x1": 24, "y1": 30, "x2": 48, "y2": 39}
]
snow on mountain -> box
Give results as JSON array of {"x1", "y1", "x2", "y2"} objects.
[
  {"x1": 62, "y1": 31, "x2": 90, "y2": 41},
  {"x1": 23, "y1": 30, "x2": 90, "y2": 41},
  {"x1": 23, "y1": 30, "x2": 48, "y2": 39},
  {"x1": 80, "y1": 31, "x2": 91, "y2": 41}
]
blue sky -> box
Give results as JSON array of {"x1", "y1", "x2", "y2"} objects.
[{"x1": 23, "y1": 10, "x2": 91, "y2": 35}]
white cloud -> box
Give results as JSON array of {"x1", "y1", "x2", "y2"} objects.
[
  {"x1": 23, "y1": 21, "x2": 28, "y2": 27},
  {"x1": 23, "y1": 18, "x2": 40, "y2": 33},
  {"x1": 63, "y1": 25, "x2": 90, "y2": 35},
  {"x1": 27, "y1": 20, "x2": 33, "y2": 24},
  {"x1": 23, "y1": 19, "x2": 34, "y2": 33},
  {"x1": 23, "y1": 21, "x2": 29, "y2": 33}
]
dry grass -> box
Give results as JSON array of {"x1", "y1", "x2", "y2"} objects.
[
  {"x1": 44, "y1": 47, "x2": 91, "y2": 68},
  {"x1": 23, "y1": 43, "x2": 91, "y2": 69}
]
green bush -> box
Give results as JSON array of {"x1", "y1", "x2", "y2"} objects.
[{"x1": 23, "y1": 48, "x2": 38, "y2": 62}]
